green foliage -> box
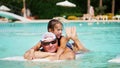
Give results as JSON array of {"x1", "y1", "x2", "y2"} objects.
[
  {"x1": 0, "y1": 0, "x2": 120, "y2": 19},
  {"x1": 95, "y1": 5, "x2": 107, "y2": 15},
  {"x1": 117, "y1": 9, "x2": 120, "y2": 15},
  {"x1": 61, "y1": 12, "x2": 83, "y2": 17}
]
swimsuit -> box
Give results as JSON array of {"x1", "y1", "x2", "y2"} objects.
[{"x1": 58, "y1": 36, "x2": 73, "y2": 50}]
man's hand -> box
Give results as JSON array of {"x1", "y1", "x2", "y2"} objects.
[{"x1": 24, "y1": 49, "x2": 35, "y2": 60}]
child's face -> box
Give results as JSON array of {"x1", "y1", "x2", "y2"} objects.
[{"x1": 53, "y1": 23, "x2": 63, "y2": 39}]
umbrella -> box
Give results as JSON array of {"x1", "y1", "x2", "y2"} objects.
[
  {"x1": 56, "y1": 0, "x2": 76, "y2": 7},
  {"x1": 0, "y1": 5, "x2": 11, "y2": 11}
]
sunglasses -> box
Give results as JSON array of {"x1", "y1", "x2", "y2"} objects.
[{"x1": 41, "y1": 39, "x2": 57, "y2": 46}]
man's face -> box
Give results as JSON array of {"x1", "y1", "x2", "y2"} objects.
[{"x1": 41, "y1": 39, "x2": 58, "y2": 53}]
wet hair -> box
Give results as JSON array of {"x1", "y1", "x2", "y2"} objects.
[{"x1": 47, "y1": 19, "x2": 63, "y2": 31}]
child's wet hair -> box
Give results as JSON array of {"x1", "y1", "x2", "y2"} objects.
[{"x1": 47, "y1": 19, "x2": 63, "y2": 31}]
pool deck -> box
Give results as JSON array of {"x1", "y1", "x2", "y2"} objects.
[
  {"x1": 21, "y1": 19, "x2": 120, "y2": 23},
  {"x1": 1, "y1": 19, "x2": 120, "y2": 23}
]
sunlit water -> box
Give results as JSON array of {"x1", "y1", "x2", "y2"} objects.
[{"x1": 0, "y1": 22, "x2": 120, "y2": 68}]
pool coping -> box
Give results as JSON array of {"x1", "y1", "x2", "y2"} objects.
[
  {"x1": 1, "y1": 19, "x2": 120, "y2": 23},
  {"x1": 18, "y1": 19, "x2": 120, "y2": 23}
]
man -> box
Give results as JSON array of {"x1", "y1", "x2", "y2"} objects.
[{"x1": 24, "y1": 32, "x2": 75, "y2": 60}]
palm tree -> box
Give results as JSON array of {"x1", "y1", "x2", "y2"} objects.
[
  {"x1": 87, "y1": 0, "x2": 90, "y2": 13},
  {"x1": 95, "y1": 0, "x2": 107, "y2": 15},
  {"x1": 99, "y1": 0, "x2": 102, "y2": 7},
  {"x1": 112, "y1": 0, "x2": 115, "y2": 15},
  {"x1": 23, "y1": 0, "x2": 27, "y2": 17}
]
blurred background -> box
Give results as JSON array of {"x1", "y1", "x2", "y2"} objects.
[{"x1": 0, "y1": 0, "x2": 120, "y2": 19}]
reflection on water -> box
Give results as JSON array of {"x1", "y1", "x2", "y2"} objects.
[{"x1": 24, "y1": 60, "x2": 79, "y2": 68}]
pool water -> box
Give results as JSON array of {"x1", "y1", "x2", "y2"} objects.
[{"x1": 0, "y1": 22, "x2": 120, "y2": 68}]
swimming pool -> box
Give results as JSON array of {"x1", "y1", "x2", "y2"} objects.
[{"x1": 0, "y1": 22, "x2": 120, "y2": 68}]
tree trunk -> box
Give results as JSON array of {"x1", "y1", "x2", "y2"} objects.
[
  {"x1": 99, "y1": 0, "x2": 102, "y2": 7},
  {"x1": 112, "y1": 0, "x2": 115, "y2": 15},
  {"x1": 87, "y1": 0, "x2": 90, "y2": 14},
  {"x1": 23, "y1": 0, "x2": 27, "y2": 18}
]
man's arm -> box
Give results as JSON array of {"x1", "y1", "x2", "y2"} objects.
[
  {"x1": 34, "y1": 51, "x2": 56, "y2": 59},
  {"x1": 24, "y1": 42, "x2": 41, "y2": 60}
]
